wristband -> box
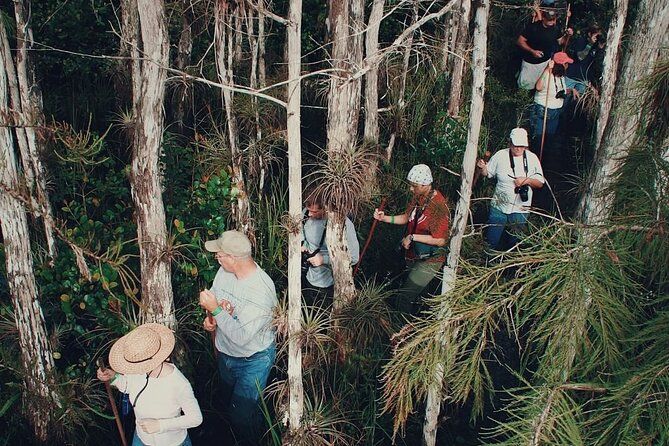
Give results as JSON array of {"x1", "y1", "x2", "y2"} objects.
[
  {"x1": 211, "y1": 306, "x2": 223, "y2": 317},
  {"x1": 110, "y1": 373, "x2": 119, "y2": 384},
  {"x1": 390, "y1": 215, "x2": 395, "y2": 224}
]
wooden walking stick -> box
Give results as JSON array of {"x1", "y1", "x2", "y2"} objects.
[
  {"x1": 353, "y1": 198, "x2": 387, "y2": 276},
  {"x1": 539, "y1": 65, "x2": 553, "y2": 161},
  {"x1": 472, "y1": 150, "x2": 492, "y2": 187},
  {"x1": 562, "y1": 3, "x2": 572, "y2": 51},
  {"x1": 96, "y1": 359, "x2": 128, "y2": 446},
  {"x1": 206, "y1": 309, "x2": 216, "y2": 349}
]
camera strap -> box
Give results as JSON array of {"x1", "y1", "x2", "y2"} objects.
[
  {"x1": 302, "y1": 210, "x2": 327, "y2": 256},
  {"x1": 508, "y1": 149, "x2": 528, "y2": 177}
]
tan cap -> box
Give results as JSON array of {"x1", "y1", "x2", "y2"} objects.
[{"x1": 204, "y1": 230, "x2": 252, "y2": 257}]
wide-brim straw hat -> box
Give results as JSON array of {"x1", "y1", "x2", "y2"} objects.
[{"x1": 109, "y1": 323, "x2": 175, "y2": 375}]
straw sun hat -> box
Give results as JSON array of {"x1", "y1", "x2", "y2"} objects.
[{"x1": 109, "y1": 323, "x2": 175, "y2": 375}]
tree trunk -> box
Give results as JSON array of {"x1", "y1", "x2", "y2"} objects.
[
  {"x1": 326, "y1": 0, "x2": 362, "y2": 306},
  {"x1": 423, "y1": 1, "x2": 489, "y2": 444},
  {"x1": 386, "y1": 2, "x2": 417, "y2": 161},
  {"x1": 0, "y1": 37, "x2": 59, "y2": 443},
  {"x1": 130, "y1": 0, "x2": 175, "y2": 327},
  {"x1": 173, "y1": 0, "x2": 193, "y2": 133},
  {"x1": 121, "y1": 0, "x2": 141, "y2": 106},
  {"x1": 286, "y1": 0, "x2": 304, "y2": 431},
  {"x1": 568, "y1": 0, "x2": 669, "y2": 383},
  {"x1": 214, "y1": 0, "x2": 253, "y2": 239},
  {"x1": 12, "y1": 0, "x2": 57, "y2": 259},
  {"x1": 579, "y1": 0, "x2": 669, "y2": 228},
  {"x1": 447, "y1": 0, "x2": 471, "y2": 116},
  {"x1": 592, "y1": 0, "x2": 629, "y2": 153},
  {"x1": 363, "y1": 0, "x2": 385, "y2": 144}
]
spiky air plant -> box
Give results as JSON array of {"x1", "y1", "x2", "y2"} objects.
[
  {"x1": 304, "y1": 146, "x2": 379, "y2": 217},
  {"x1": 281, "y1": 393, "x2": 357, "y2": 446},
  {"x1": 110, "y1": 108, "x2": 136, "y2": 143},
  {"x1": 573, "y1": 82, "x2": 600, "y2": 120},
  {"x1": 334, "y1": 280, "x2": 396, "y2": 352},
  {"x1": 52, "y1": 119, "x2": 111, "y2": 167},
  {"x1": 194, "y1": 127, "x2": 233, "y2": 178}
]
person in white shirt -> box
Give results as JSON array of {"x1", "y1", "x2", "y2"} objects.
[
  {"x1": 477, "y1": 128, "x2": 545, "y2": 251},
  {"x1": 97, "y1": 323, "x2": 202, "y2": 446}
]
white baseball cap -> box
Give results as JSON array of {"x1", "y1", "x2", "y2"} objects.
[{"x1": 510, "y1": 128, "x2": 529, "y2": 147}]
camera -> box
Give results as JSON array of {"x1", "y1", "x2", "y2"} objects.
[
  {"x1": 514, "y1": 184, "x2": 530, "y2": 202},
  {"x1": 555, "y1": 89, "x2": 566, "y2": 99},
  {"x1": 596, "y1": 33, "x2": 606, "y2": 45},
  {"x1": 301, "y1": 250, "x2": 319, "y2": 273}
]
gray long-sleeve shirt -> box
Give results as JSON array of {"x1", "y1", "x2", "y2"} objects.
[
  {"x1": 302, "y1": 216, "x2": 360, "y2": 288},
  {"x1": 211, "y1": 264, "x2": 277, "y2": 357}
]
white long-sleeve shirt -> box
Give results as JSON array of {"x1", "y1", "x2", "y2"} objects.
[{"x1": 112, "y1": 365, "x2": 202, "y2": 446}]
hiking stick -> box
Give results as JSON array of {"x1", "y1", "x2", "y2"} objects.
[
  {"x1": 562, "y1": 4, "x2": 572, "y2": 51},
  {"x1": 206, "y1": 309, "x2": 216, "y2": 350},
  {"x1": 472, "y1": 150, "x2": 492, "y2": 187},
  {"x1": 96, "y1": 359, "x2": 127, "y2": 446},
  {"x1": 353, "y1": 198, "x2": 387, "y2": 276},
  {"x1": 539, "y1": 66, "x2": 553, "y2": 161}
]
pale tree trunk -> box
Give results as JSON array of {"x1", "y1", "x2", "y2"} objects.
[
  {"x1": 566, "y1": 0, "x2": 669, "y2": 383},
  {"x1": 121, "y1": 0, "x2": 141, "y2": 105},
  {"x1": 423, "y1": 1, "x2": 489, "y2": 444},
  {"x1": 286, "y1": 0, "x2": 304, "y2": 432},
  {"x1": 447, "y1": 0, "x2": 471, "y2": 116},
  {"x1": 0, "y1": 39, "x2": 59, "y2": 443},
  {"x1": 363, "y1": 0, "x2": 385, "y2": 144},
  {"x1": 386, "y1": 2, "x2": 417, "y2": 161},
  {"x1": 12, "y1": 0, "x2": 57, "y2": 259},
  {"x1": 0, "y1": 23, "x2": 32, "y2": 190},
  {"x1": 593, "y1": 0, "x2": 629, "y2": 153},
  {"x1": 173, "y1": 0, "x2": 193, "y2": 133},
  {"x1": 214, "y1": 0, "x2": 253, "y2": 239},
  {"x1": 579, "y1": 0, "x2": 669, "y2": 228},
  {"x1": 258, "y1": 0, "x2": 267, "y2": 88},
  {"x1": 130, "y1": 0, "x2": 175, "y2": 327},
  {"x1": 326, "y1": 0, "x2": 362, "y2": 306}
]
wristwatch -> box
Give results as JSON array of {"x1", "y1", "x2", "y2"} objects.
[{"x1": 409, "y1": 234, "x2": 415, "y2": 242}]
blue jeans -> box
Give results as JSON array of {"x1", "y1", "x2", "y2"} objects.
[
  {"x1": 218, "y1": 343, "x2": 276, "y2": 443},
  {"x1": 132, "y1": 432, "x2": 192, "y2": 446},
  {"x1": 485, "y1": 207, "x2": 528, "y2": 251},
  {"x1": 530, "y1": 102, "x2": 562, "y2": 139}
]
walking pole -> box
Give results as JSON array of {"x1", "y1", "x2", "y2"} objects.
[
  {"x1": 353, "y1": 198, "x2": 387, "y2": 276},
  {"x1": 97, "y1": 359, "x2": 128, "y2": 446},
  {"x1": 539, "y1": 66, "x2": 552, "y2": 161},
  {"x1": 562, "y1": 3, "x2": 571, "y2": 51},
  {"x1": 206, "y1": 309, "x2": 216, "y2": 349}
]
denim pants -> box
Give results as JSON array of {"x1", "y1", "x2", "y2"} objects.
[
  {"x1": 530, "y1": 102, "x2": 562, "y2": 139},
  {"x1": 218, "y1": 343, "x2": 276, "y2": 443},
  {"x1": 132, "y1": 432, "x2": 192, "y2": 446},
  {"x1": 485, "y1": 207, "x2": 529, "y2": 251}
]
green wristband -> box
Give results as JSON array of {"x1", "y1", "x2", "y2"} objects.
[
  {"x1": 390, "y1": 215, "x2": 395, "y2": 224},
  {"x1": 110, "y1": 373, "x2": 119, "y2": 384},
  {"x1": 211, "y1": 306, "x2": 223, "y2": 317}
]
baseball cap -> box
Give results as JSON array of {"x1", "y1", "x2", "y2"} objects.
[
  {"x1": 510, "y1": 128, "x2": 529, "y2": 147},
  {"x1": 205, "y1": 230, "x2": 252, "y2": 257},
  {"x1": 553, "y1": 51, "x2": 574, "y2": 64}
]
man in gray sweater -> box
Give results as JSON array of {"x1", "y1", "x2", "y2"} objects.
[
  {"x1": 301, "y1": 195, "x2": 359, "y2": 303},
  {"x1": 199, "y1": 230, "x2": 277, "y2": 445}
]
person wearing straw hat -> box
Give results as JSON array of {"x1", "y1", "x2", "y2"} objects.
[
  {"x1": 199, "y1": 230, "x2": 277, "y2": 444},
  {"x1": 373, "y1": 164, "x2": 450, "y2": 313},
  {"x1": 477, "y1": 128, "x2": 544, "y2": 251},
  {"x1": 96, "y1": 323, "x2": 202, "y2": 446}
]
